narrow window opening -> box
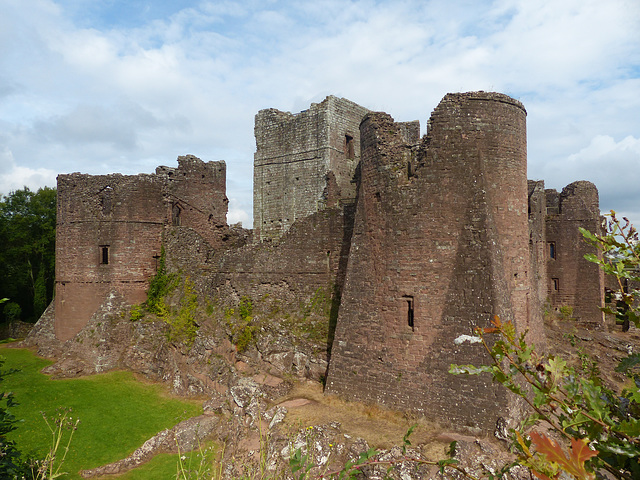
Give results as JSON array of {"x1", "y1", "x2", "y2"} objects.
[
  {"x1": 345, "y1": 134, "x2": 355, "y2": 159},
  {"x1": 403, "y1": 295, "x2": 415, "y2": 330},
  {"x1": 100, "y1": 186, "x2": 113, "y2": 215},
  {"x1": 172, "y1": 203, "x2": 182, "y2": 226},
  {"x1": 549, "y1": 242, "x2": 556, "y2": 259},
  {"x1": 552, "y1": 278, "x2": 559, "y2": 291},
  {"x1": 100, "y1": 245, "x2": 109, "y2": 265}
]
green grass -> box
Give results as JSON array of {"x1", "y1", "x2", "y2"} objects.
[
  {"x1": 116, "y1": 453, "x2": 179, "y2": 479},
  {"x1": 117, "y1": 441, "x2": 221, "y2": 480},
  {"x1": 1, "y1": 347, "x2": 203, "y2": 479}
]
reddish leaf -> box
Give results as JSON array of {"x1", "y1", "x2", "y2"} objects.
[
  {"x1": 530, "y1": 432, "x2": 597, "y2": 480},
  {"x1": 532, "y1": 471, "x2": 556, "y2": 480}
]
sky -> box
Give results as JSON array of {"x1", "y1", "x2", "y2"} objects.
[{"x1": 1, "y1": 0, "x2": 639, "y2": 228}]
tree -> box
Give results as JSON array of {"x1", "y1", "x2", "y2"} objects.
[{"x1": 0, "y1": 187, "x2": 56, "y2": 323}]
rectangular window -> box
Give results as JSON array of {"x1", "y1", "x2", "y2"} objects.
[
  {"x1": 403, "y1": 295, "x2": 414, "y2": 330},
  {"x1": 345, "y1": 134, "x2": 355, "y2": 159},
  {"x1": 549, "y1": 242, "x2": 556, "y2": 259},
  {"x1": 552, "y1": 278, "x2": 559, "y2": 291},
  {"x1": 100, "y1": 245, "x2": 109, "y2": 265}
]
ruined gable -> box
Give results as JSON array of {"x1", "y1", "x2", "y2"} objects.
[{"x1": 545, "y1": 181, "x2": 604, "y2": 327}]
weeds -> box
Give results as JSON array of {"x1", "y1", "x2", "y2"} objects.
[{"x1": 28, "y1": 408, "x2": 80, "y2": 480}]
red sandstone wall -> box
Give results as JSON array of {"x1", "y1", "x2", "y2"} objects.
[
  {"x1": 55, "y1": 174, "x2": 165, "y2": 341},
  {"x1": 528, "y1": 180, "x2": 548, "y2": 332},
  {"x1": 545, "y1": 182, "x2": 604, "y2": 327},
  {"x1": 159, "y1": 155, "x2": 228, "y2": 248},
  {"x1": 326, "y1": 92, "x2": 540, "y2": 432}
]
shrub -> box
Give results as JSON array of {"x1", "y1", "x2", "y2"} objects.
[
  {"x1": 2, "y1": 301, "x2": 21, "y2": 323},
  {"x1": 145, "y1": 245, "x2": 177, "y2": 316},
  {"x1": 558, "y1": 304, "x2": 574, "y2": 320},
  {"x1": 129, "y1": 304, "x2": 145, "y2": 322},
  {"x1": 164, "y1": 277, "x2": 199, "y2": 346}
]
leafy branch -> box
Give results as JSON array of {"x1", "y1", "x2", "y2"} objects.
[{"x1": 451, "y1": 316, "x2": 639, "y2": 479}]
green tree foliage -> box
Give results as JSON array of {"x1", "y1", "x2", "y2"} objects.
[
  {"x1": 451, "y1": 317, "x2": 639, "y2": 479},
  {"x1": 580, "y1": 210, "x2": 640, "y2": 330},
  {"x1": 0, "y1": 354, "x2": 29, "y2": 478},
  {"x1": 0, "y1": 187, "x2": 56, "y2": 323}
]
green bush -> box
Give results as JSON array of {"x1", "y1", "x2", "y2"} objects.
[
  {"x1": 558, "y1": 304, "x2": 574, "y2": 320},
  {"x1": 164, "y1": 277, "x2": 199, "y2": 346},
  {"x1": 129, "y1": 304, "x2": 145, "y2": 322},
  {"x1": 2, "y1": 302, "x2": 21, "y2": 323},
  {"x1": 145, "y1": 245, "x2": 177, "y2": 316}
]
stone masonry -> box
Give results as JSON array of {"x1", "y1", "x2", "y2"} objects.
[
  {"x1": 253, "y1": 95, "x2": 419, "y2": 242},
  {"x1": 50, "y1": 92, "x2": 605, "y2": 432},
  {"x1": 54, "y1": 155, "x2": 227, "y2": 341},
  {"x1": 545, "y1": 181, "x2": 604, "y2": 327},
  {"x1": 253, "y1": 96, "x2": 369, "y2": 242},
  {"x1": 325, "y1": 93, "x2": 541, "y2": 431}
]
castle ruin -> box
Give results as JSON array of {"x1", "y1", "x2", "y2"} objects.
[{"x1": 51, "y1": 92, "x2": 604, "y2": 431}]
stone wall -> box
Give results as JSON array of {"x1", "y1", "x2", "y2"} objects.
[
  {"x1": 48, "y1": 92, "x2": 610, "y2": 435},
  {"x1": 325, "y1": 92, "x2": 542, "y2": 432},
  {"x1": 55, "y1": 156, "x2": 227, "y2": 341},
  {"x1": 55, "y1": 173, "x2": 166, "y2": 341},
  {"x1": 253, "y1": 96, "x2": 370, "y2": 242},
  {"x1": 157, "y1": 155, "x2": 228, "y2": 248},
  {"x1": 545, "y1": 182, "x2": 604, "y2": 327},
  {"x1": 528, "y1": 180, "x2": 548, "y2": 329}
]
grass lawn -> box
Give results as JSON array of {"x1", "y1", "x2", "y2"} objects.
[{"x1": 1, "y1": 346, "x2": 203, "y2": 479}]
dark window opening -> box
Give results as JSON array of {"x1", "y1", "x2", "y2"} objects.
[
  {"x1": 100, "y1": 246, "x2": 109, "y2": 265},
  {"x1": 552, "y1": 278, "x2": 559, "y2": 291},
  {"x1": 100, "y1": 186, "x2": 113, "y2": 215},
  {"x1": 404, "y1": 296, "x2": 414, "y2": 330},
  {"x1": 604, "y1": 287, "x2": 613, "y2": 304},
  {"x1": 345, "y1": 134, "x2": 355, "y2": 159},
  {"x1": 549, "y1": 242, "x2": 556, "y2": 259},
  {"x1": 172, "y1": 203, "x2": 182, "y2": 226}
]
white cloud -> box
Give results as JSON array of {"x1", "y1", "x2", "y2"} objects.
[
  {"x1": 538, "y1": 134, "x2": 640, "y2": 226},
  {"x1": 0, "y1": 0, "x2": 638, "y2": 227},
  {"x1": 0, "y1": 148, "x2": 57, "y2": 195}
]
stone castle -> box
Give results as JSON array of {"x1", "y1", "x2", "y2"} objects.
[{"x1": 52, "y1": 91, "x2": 604, "y2": 432}]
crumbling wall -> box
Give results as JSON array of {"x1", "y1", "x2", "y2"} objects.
[
  {"x1": 545, "y1": 182, "x2": 604, "y2": 327},
  {"x1": 326, "y1": 92, "x2": 541, "y2": 431},
  {"x1": 253, "y1": 96, "x2": 370, "y2": 241},
  {"x1": 157, "y1": 155, "x2": 228, "y2": 248},
  {"x1": 55, "y1": 173, "x2": 166, "y2": 341},
  {"x1": 164, "y1": 203, "x2": 355, "y2": 354},
  {"x1": 55, "y1": 156, "x2": 228, "y2": 342}
]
